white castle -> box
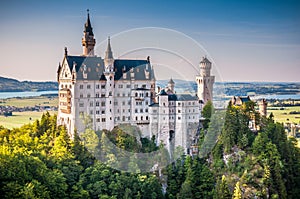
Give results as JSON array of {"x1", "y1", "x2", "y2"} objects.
[{"x1": 57, "y1": 11, "x2": 215, "y2": 153}]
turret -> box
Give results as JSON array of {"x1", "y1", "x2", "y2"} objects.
[
  {"x1": 258, "y1": 99, "x2": 268, "y2": 116},
  {"x1": 196, "y1": 56, "x2": 215, "y2": 105},
  {"x1": 82, "y1": 9, "x2": 96, "y2": 56},
  {"x1": 167, "y1": 78, "x2": 175, "y2": 93},
  {"x1": 104, "y1": 37, "x2": 114, "y2": 68}
]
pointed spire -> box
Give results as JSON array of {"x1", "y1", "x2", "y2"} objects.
[
  {"x1": 84, "y1": 9, "x2": 94, "y2": 36},
  {"x1": 105, "y1": 36, "x2": 113, "y2": 60},
  {"x1": 64, "y1": 47, "x2": 68, "y2": 56},
  {"x1": 168, "y1": 77, "x2": 175, "y2": 84}
]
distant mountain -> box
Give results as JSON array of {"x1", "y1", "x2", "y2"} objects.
[{"x1": 0, "y1": 76, "x2": 58, "y2": 92}]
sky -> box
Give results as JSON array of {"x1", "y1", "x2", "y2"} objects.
[{"x1": 0, "y1": 0, "x2": 299, "y2": 82}]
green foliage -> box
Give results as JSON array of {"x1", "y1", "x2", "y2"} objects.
[{"x1": 202, "y1": 100, "x2": 214, "y2": 129}]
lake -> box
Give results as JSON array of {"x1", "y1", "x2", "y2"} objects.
[{"x1": 0, "y1": 90, "x2": 58, "y2": 99}]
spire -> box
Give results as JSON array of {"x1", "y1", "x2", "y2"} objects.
[
  {"x1": 84, "y1": 9, "x2": 94, "y2": 36},
  {"x1": 168, "y1": 77, "x2": 175, "y2": 84},
  {"x1": 105, "y1": 37, "x2": 113, "y2": 60}
]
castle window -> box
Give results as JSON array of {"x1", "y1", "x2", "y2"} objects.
[
  {"x1": 80, "y1": 94, "x2": 83, "y2": 98},
  {"x1": 141, "y1": 116, "x2": 143, "y2": 120},
  {"x1": 102, "y1": 118, "x2": 106, "y2": 122},
  {"x1": 126, "y1": 84, "x2": 131, "y2": 88},
  {"x1": 96, "y1": 110, "x2": 100, "y2": 114},
  {"x1": 146, "y1": 92, "x2": 149, "y2": 97},
  {"x1": 140, "y1": 109, "x2": 143, "y2": 113},
  {"x1": 145, "y1": 109, "x2": 148, "y2": 113},
  {"x1": 146, "y1": 116, "x2": 148, "y2": 120},
  {"x1": 101, "y1": 94, "x2": 105, "y2": 97},
  {"x1": 96, "y1": 84, "x2": 100, "y2": 89},
  {"x1": 101, "y1": 85, "x2": 105, "y2": 89},
  {"x1": 90, "y1": 110, "x2": 93, "y2": 115},
  {"x1": 135, "y1": 93, "x2": 138, "y2": 97},
  {"x1": 87, "y1": 94, "x2": 91, "y2": 98},
  {"x1": 178, "y1": 117, "x2": 181, "y2": 120},
  {"x1": 79, "y1": 103, "x2": 84, "y2": 107},
  {"x1": 101, "y1": 102, "x2": 105, "y2": 106},
  {"x1": 136, "y1": 116, "x2": 138, "y2": 121},
  {"x1": 97, "y1": 118, "x2": 100, "y2": 122},
  {"x1": 142, "y1": 84, "x2": 146, "y2": 88},
  {"x1": 110, "y1": 109, "x2": 112, "y2": 112},
  {"x1": 122, "y1": 116, "x2": 125, "y2": 121},
  {"x1": 110, "y1": 117, "x2": 112, "y2": 120},
  {"x1": 87, "y1": 85, "x2": 91, "y2": 89},
  {"x1": 69, "y1": 85, "x2": 72, "y2": 89},
  {"x1": 90, "y1": 102, "x2": 93, "y2": 107},
  {"x1": 102, "y1": 110, "x2": 105, "y2": 114},
  {"x1": 119, "y1": 85, "x2": 123, "y2": 88},
  {"x1": 96, "y1": 93, "x2": 99, "y2": 98},
  {"x1": 122, "y1": 101, "x2": 125, "y2": 105},
  {"x1": 114, "y1": 101, "x2": 118, "y2": 105},
  {"x1": 135, "y1": 109, "x2": 138, "y2": 113},
  {"x1": 178, "y1": 110, "x2": 181, "y2": 113},
  {"x1": 146, "y1": 101, "x2": 149, "y2": 105},
  {"x1": 128, "y1": 109, "x2": 131, "y2": 112}
]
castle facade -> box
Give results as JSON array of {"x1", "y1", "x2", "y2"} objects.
[{"x1": 57, "y1": 12, "x2": 215, "y2": 153}]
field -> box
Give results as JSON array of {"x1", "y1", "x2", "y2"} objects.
[
  {"x1": 0, "y1": 96, "x2": 58, "y2": 129},
  {"x1": 268, "y1": 106, "x2": 300, "y2": 124},
  {"x1": 0, "y1": 111, "x2": 57, "y2": 129},
  {"x1": 0, "y1": 96, "x2": 58, "y2": 107}
]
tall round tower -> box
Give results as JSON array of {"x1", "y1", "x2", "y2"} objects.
[
  {"x1": 258, "y1": 99, "x2": 268, "y2": 116},
  {"x1": 196, "y1": 57, "x2": 215, "y2": 105}
]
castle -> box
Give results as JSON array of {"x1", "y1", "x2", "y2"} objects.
[{"x1": 57, "y1": 11, "x2": 215, "y2": 153}]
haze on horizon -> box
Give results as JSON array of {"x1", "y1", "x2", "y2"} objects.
[{"x1": 0, "y1": 0, "x2": 299, "y2": 82}]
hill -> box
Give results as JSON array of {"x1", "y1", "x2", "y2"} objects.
[{"x1": 0, "y1": 76, "x2": 58, "y2": 92}]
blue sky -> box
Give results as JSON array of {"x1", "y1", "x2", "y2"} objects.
[{"x1": 0, "y1": 0, "x2": 299, "y2": 82}]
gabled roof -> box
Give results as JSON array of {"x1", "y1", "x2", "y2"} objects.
[
  {"x1": 177, "y1": 94, "x2": 198, "y2": 101},
  {"x1": 62, "y1": 56, "x2": 155, "y2": 81},
  {"x1": 65, "y1": 56, "x2": 105, "y2": 80},
  {"x1": 168, "y1": 94, "x2": 177, "y2": 101},
  {"x1": 114, "y1": 59, "x2": 155, "y2": 81}
]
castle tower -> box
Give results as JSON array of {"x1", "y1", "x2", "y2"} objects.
[
  {"x1": 104, "y1": 38, "x2": 115, "y2": 130},
  {"x1": 82, "y1": 9, "x2": 96, "y2": 56},
  {"x1": 167, "y1": 78, "x2": 175, "y2": 93},
  {"x1": 258, "y1": 99, "x2": 268, "y2": 116},
  {"x1": 196, "y1": 57, "x2": 215, "y2": 105}
]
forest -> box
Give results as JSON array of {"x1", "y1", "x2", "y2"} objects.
[{"x1": 0, "y1": 100, "x2": 300, "y2": 198}]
